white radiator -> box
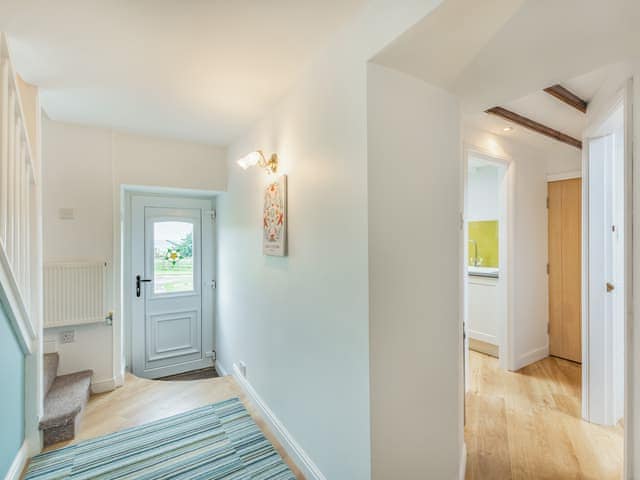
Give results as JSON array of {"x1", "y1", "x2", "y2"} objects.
[{"x1": 44, "y1": 261, "x2": 107, "y2": 328}]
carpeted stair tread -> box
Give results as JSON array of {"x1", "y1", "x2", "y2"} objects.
[
  {"x1": 43, "y1": 352, "x2": 59, "y2": 397},
  {"x1": 40, "y1": 370, "x2": 93, "y2": 429}
]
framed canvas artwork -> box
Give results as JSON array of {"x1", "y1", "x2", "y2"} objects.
[{"x1": 263, "y1": 175, "x2": 287, "y2": 256}]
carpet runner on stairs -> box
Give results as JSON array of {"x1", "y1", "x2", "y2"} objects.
[{"x1": 40, "y1": 353, "x2": 93, "y2": 447}]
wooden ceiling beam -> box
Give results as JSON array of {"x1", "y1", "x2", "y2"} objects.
[
  {"x1": 486, "y1": 106, "x2": 582, "y2": 149},
  {"x1": 544, "y1": 85, "x2": 588, "y2": 113}
]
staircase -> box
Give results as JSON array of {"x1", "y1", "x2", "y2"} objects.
[{"x1": 40, "y1": 353, "x2": 93, "y2": 447}]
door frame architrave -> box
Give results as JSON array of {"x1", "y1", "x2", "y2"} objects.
[
  {"x1": 581, "y1": 82, "x2": 632, "y2": 435},
  {"x1": 119, "y1": 187, "x2": 217, "y2": 381}
]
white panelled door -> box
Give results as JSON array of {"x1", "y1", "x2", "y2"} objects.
[{"x1": 131, "y1": 195, "x2": 215, "y2": 379}]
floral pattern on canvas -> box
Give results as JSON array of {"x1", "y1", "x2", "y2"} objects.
[{"x1": 263, "y1": 175, "x2": 287, "y2": 256}]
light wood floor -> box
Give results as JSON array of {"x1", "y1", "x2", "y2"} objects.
[
  {"x1": 465, "y1": 351, "x2": 623, "y2": 480},
  {"x1": 45, "y1": 373, "x2": 305, "y2": 479}
]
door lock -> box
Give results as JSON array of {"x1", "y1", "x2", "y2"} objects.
[
  {"x1": 136, "y1": 275, "x2": 152, "y2": 297},
  {"x1": 606, "y1": 282, "x2": 615, "y2": 293}
]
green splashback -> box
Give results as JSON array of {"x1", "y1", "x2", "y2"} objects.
[{"x1": 468, "y1": 220, "x2": 499, "y2": 268}]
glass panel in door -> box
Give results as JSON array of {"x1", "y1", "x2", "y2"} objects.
[{"x1": 153, "y1": 221, "x2": 194, "y2": 294}]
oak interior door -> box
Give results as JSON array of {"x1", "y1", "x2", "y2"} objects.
[
  {"x1": 131, "y1": 195, "x2": 215, "y2": 379},
  {"x1": 548, "y1": 178, "x2": 582, "y2": 363}
]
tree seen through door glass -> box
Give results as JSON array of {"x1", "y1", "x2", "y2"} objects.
[{"x1": 153, "y1": 221, "x2": 194, "y2": 294}]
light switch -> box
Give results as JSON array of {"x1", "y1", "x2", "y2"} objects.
[{"x1": 58, "y1": 208, "x2": 75, "y2": 220}]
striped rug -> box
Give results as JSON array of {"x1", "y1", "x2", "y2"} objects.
[{"x1": 24, "y1": 398, "x2": 296, "y2": 480}]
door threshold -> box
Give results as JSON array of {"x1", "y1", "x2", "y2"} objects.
[{"x1": 156, "y1": 366, "x2": 219, "y2": 381}]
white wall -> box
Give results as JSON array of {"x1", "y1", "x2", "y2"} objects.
[
  {"x1": 467, "y1": 163, "x2": 500, "y2": 221},
  {"x1": 42, "y1": 118, "x2": 226, "y2": 389},
  {"x1": 367, "y1": 63, "x2": 462, "y2": 479},
  {"x1": 215, "y1": 1, "x2": 452, "y2": 478},
  {"x1": 545, "y1": 146, "x2": 582, "y2": 177},
  {"x1": 42, "y1": 121, "x2": 114, "y2": 385},
  {"x1": 217, "y1": 41, "x2": 376, "y2": 480},
  {"x1": 464, "y1": 126, "x2": 549, "y2": 369},
  {"x1": 112, "y1": 132, "x2": 227, "y2": 190}
]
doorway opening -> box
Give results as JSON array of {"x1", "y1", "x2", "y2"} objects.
[
  {"x1": 462, "y1": 67, "x2": 631, "y2": 478},
  {"x1": 464, "y1": 151, "x2": 509, "y2": 373},
  {"x1": 123, "y1": 191, "x2": 217, "y2": 380}
]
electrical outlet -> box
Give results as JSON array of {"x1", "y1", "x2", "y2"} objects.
[
  {"x1": 61, "y1": 330, "x2": 75, "y2": 344},
  {"x1": 237, "y1": 361, "x2": 247, "y2": 377}
]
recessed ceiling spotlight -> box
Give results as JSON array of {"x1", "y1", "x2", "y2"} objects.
[{"x1": 503, "y1": 126, "x2": 513, "y2": 132}]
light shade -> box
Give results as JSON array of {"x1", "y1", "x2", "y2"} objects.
[{"x1": 237, "y1": 151, "x2": 264, "y2": 170}]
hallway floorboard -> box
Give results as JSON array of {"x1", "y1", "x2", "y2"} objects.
[
  {"x1": 44, "y1": 372, "x2": 305, "y2": 479},
  {"x1": 465, "y1": 351, "x2": 623, "y2": 480}
]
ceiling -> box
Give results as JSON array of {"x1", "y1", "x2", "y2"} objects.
[
  {"x1": 373, "y1": 0, "x2": 640, "y2": 155},
  {"x1": 464, "y1": 65, "x2": 613, "y2": 154},
  {"x1": 374, "y1": 0, "x2": 640, "y2": 113},
  {"x1": 0, "y1": 0, "x2": 368, "y2": 145},
  {"x1": 371, "y1": 0, "x2": 527, "y2": 92},
  {"x1": 3, "y1": 0, "x2": 640, "y2": 149}
]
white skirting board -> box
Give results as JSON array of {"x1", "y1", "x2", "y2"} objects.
[
  {"x1": 515, "y1": 345, "x2": 549, "y2": 370},
  {"x1": 91, "y1": 377, "x2": 117, "y2": 394},
  {"x1": 228, "y1": 362, "x2": 326, "y2": 480},
  {"x1": 459, "y1": 442, "x2": 467, "y2": 480},
  {"x1": 114, "y1": 371, "x2": 125, "y2": 388},
  {"x1": 43, "y1": 338, "x2": 57, "y2": 354},
  {"x1": 215, "y1": 360, "x2": 228, "y2": 377},
  {"x1": 467, "y1": 329, "x2": 497, "y2": 345},
  {"x1": 4, "y1": 441, "x2": 28, "y2": 480}
]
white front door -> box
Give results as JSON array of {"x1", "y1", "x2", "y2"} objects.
[{"x1": 131, "y1": 195, "x2": 215, "y2": 379}]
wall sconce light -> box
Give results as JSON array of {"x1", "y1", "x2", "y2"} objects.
[{"x1": 237, "y1": 150, "x2": 279, "y2": 174}]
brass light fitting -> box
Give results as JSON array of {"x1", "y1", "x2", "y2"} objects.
[{"x1": 237, "y1": 150, "x2": 279, "y2": 174}]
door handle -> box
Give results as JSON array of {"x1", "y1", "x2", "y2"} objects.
[
  {"x1": 606, "y1": 282, "x2": 615, "y2": 293},
  {"x1": 136, "y1": 275, "x2": 152, "y2": 297}
]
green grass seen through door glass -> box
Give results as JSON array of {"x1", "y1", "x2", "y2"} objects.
[{"x1": 154, "y1": 257, "x2": 194, "y2": 293}]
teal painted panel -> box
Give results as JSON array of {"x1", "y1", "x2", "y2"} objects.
[{"x1": 0, "y1": 303, "x2": 25, "y2": 478}]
